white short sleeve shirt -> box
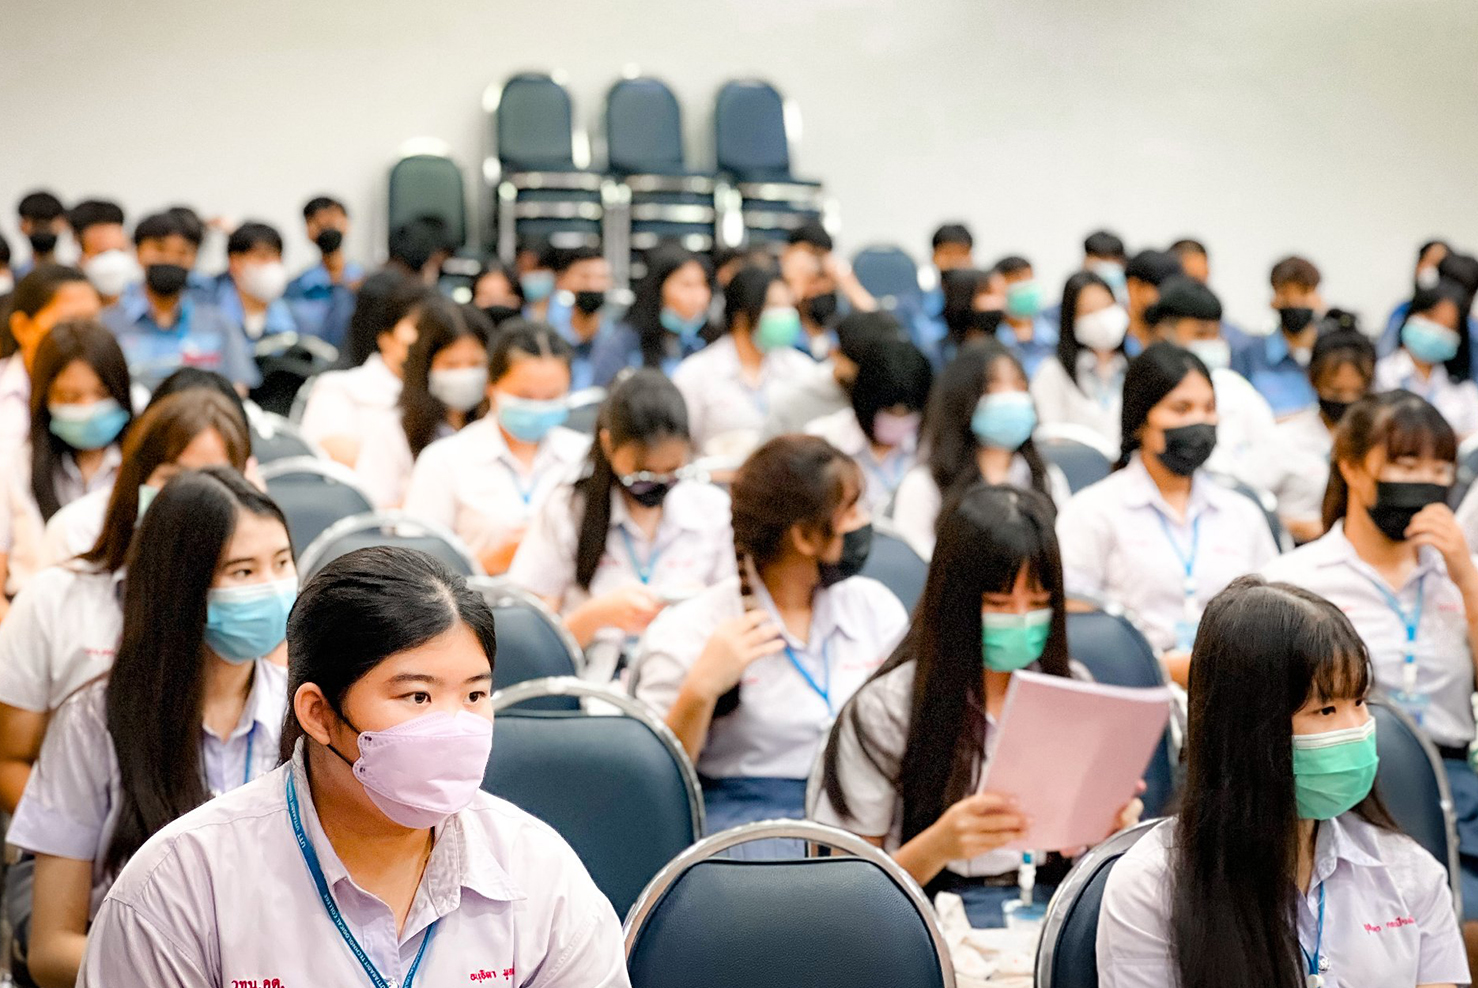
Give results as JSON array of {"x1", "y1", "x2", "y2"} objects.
[
  {"x1": 1269, "y1": 407, "x2": 1335, "y2": 527},
  {"x1": 890, "y1": 457, "x2": 1072, "y2": 560},
  {"x1": 38, "y1": 485, "x2": 110, "y2": 569},
  {"x1": 298, "y1": 354, "x2": 403, "y2": 459},
  {"x1": 0, "y1": 563, "x2": 124, "y2": 712},
  {"x1": 1376, "y1": 350, "x2": 1478, "y2": 438},
  {"x1": 805, "y1": 408, "x2": 919, "y2": 518},
  {"x1": 1096, "y1": 815, "x2": 1469, "y2": 988},
  {"x1": 0, "y1": 443, "x2": 120, "y2": 595},
  {"x1": 672, "y1": 336, "x2": 818, "y2": 457},
  {"x1": 1030, "y1": 352, "x2": 1125, "y2": 451},
  {"x1": 633, "y1": 574, "x2": 908, "y2": 780}
]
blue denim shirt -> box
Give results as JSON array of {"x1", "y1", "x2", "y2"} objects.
[
  {"x1": 284, "y1": 261, "x2": 363, "y2": 348},
  {"x1": 102, "y1": 292, "x2": 260, "y2": 389},
  {"x1": 1229, "y1": 330, "x2": 1315, "y2": 418},
  {"x1": 209, "y1": 274, "x2": 300, "y2": 340},
  {"x1": 996, "y1": 314, "x2": 1060, "y2": 378}
]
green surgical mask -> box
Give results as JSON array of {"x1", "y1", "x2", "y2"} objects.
[
  {"x1": 137, "y1": 484, "x2": 160, "y2": 520},
  {"x1": 981, "y1": 608, "x2": 1052, "y2": 672},
  {"x1": 755, "y1": 307, "x2": 803, "y2": 353},
  {"x1": 1291, "y1": 718, "x2": 1378, "y2": 820}
]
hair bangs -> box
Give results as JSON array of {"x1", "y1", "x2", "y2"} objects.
[{"x1": 1378, "y1": 395, "x2": 1458, "y2": 465}]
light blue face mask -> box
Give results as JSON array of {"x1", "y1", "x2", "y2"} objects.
[
  {"x1": 519, "y1": 270, "x2": 555, "y2": 302},
  {"x1": 982, "y1": 608, "x2": 1052, "y2": 672},
  {"x1": 971, "y1": 391, "x2": 1037, "y2": 450},
  {"x1": 204, "y1": 577, "x2": 297, "y2": 664},
  {"x1": 1401, "y1": 315, "x2": 1461, "y2": 365},
  {"x1": 755, "y1": 307, "x2": 803, "y2": 353},
  {"x1": 660, "y1": 306, "x2": 706, "y2": 340},
  {"x1": 48, "y1": 398, "x2": 129, "y2": 451},
  {"x1": 497, "y1": 394, "x2": 570, "y2": 443}
]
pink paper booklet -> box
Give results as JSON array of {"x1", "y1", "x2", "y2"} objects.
[{"x1": 978, "y1": 670, "x2": 1172, "y2": 852}]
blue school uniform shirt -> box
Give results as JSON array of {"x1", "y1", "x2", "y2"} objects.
[
  {"x1": 545, "y1": 301, "x2": 613, "y2": 393},
  {"x1": 284, "y1": 261, "x2": 362, "y2": 348},
  {"x1": 909, "y1": 287, "x2": 949, "y2": 367},
  {"x1": 1229, "y1": 330, "x2": 1315, "y2": 418},
  {"x1": 101, "y1": 291, "x2": 260, "y2": 390},
  {"x1": 588, "y1": 322, "x2": 706, "y2": 386},
  {"x1": 996, "y1": 314, "x2": 1059, "y2": 378},
  {"x1": 208, "y1": 274, "x2": 299, "y2": 340}
]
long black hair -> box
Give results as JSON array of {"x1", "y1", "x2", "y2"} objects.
[
  {"x1": 573, "y1": 369, "x2": 690, "y2": 589},
  {"x1": 823, "y1": 483, "x2": 1070, "y2": 839},
  {"x1": 338, "y1": 269, "x2": 427, "y2": 369},
  {"x1": 941, "y1": 268, "x2": 993, "y2": 348},
  {"x1": 280, "y1": 546, "x2": 498, "y2": 759},
  {"x1": 1115, "y1": 341, "x2": 1210, "y2": 469},
  {"x1": 850, "y1": 338, "x2": 932, "y2": 443},
  {"x1": 1405, "y1": 278, "x2": 1474, "y2": 384},
  {"x1": 723, "y1": 264, "x2": 783, "y2": 342},
  {"x1": 1323, "y1": 390, "x2": 1456, "y2": 531},
  {"x1": 625, "y1": 245, "x2": 713, "y2": 367},
  {"x1": 1171, "y1": 575, "x2": 1394, "y2": 988},
  {"x1": 921, "y1": 340, "x2": 1052, "y2": 521},
  {"x1": 399, "y1": 298, "x2": 492, "y2": 457},
  {"x1": 1055, "y1": 269, "x2": 1122, "y2": 390},
  {"x1": 28, "y1": 320, "x2": 133, "y2": 520},
  {"x1": 104, "y1": 467, "x2": 290, "y2": 872}
]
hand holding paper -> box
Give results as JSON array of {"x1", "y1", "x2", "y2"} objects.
[{"x1": 978, "y1": 670, "x2": 1171, "y2": 852}]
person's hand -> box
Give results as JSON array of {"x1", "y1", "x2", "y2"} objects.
[
  {"x1": 927, "y1": 792, "x2": 1029, "y2": 861},
  {"x1": 687, "y1": 610, "x2": 785, "y2": 699},
  {"x1": 479, "y1": 524, "x2": 528, "y2": 575},
  {"x1": 598, "y1": 586, "x2": 665, "y2": 635},
  {"x1": 1408, "y1": 502, "x2": 1477, "y2": 586},
  {"x1": 1111, "y1": 780, "x2": 1148, "y2": 836},
  {"x1": 1284, "y1": 516, "x2": 1325, "y2": 545}
]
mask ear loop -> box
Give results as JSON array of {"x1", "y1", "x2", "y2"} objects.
[{"x1": 323, "y1": 704, "x2": 363, "y2": 768}]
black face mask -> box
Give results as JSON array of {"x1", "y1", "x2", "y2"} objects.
[
  {"x1": 1156, "y1": 423, "x2": 1217, "y2": 477},
  {"x1": 145, "y1": 263, "x2": 190, "y2": 296},
  {"x1": 622, "y1": 477, "x2": 673, "y2": 509},
  {"x1": 803, "y1": 292, "x2": 839, "y2": 326},
  {"x1": 573, "y1": 290, "x2": 606, "y2": 315},
  {"x1": 482, "y1": 304, "x2": 521, "y2": 327},
  {"x1": 1368, "y1": 481, "x2": 1449, "y2": 542},
  {"x1": 1319, "y1": 396, "x2": 1353, "y2": 425},
  {"x1": 27, "y1": 231, "x2": 58, "y2": 256},
  {"x1": 1278, "y1": 306, "x2": 1315, "y2": 335},
  {"x1": 818, "y1": 523, "x2": 873, "y2": 588},
  {"x1": 315, "y1": 228, "x2": 344, "y2": 254},
  {"x1": 967, "y1": 309, "x2": 1005, "y2": 336}
]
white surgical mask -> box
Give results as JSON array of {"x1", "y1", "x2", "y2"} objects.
[
  {"x1": 1075, "y1": 305, "x2": 1130, "y2": 352},
  {"x1": 240, "y1": 260, "x2": 288, "y2": 303},
  {"x1": 1186, "y1": 338, "x2": 1231, "y2": 372},
  {"x1": 83, "y1": 249, "x2": 140, "y2": 298},
  {"x1": 428, "y1": 366, "x2": 490, "y2": 412}
]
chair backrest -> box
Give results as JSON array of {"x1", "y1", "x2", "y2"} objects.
[
  {"x1": 1065, "y1": 608, "x2": 1177, "y2": 817},
  {"x1": 387, "y1": 151, "x2": 466, "y2": 248},
  {"x1": 607, "y1": 77, "x2": 685, "y2": 176},
  {"x1": 625, "y1": 821, "x2": 954, "y2": 988},
  {"x1": 497, "y1": 73, "x2": 577, "y2": 172},
  {"x1": 297, "y1": 510, "x2": 481, "y2": 580},
  {"x1": 260, "y1": 457, "x2": 375, "y2": 553},
  {"x1": 1036, "y1": 820, "x2": 1161, "y2": 988},
  {"x1": 1034, "y1": 424, "x2": 1116, "y2": 495},
  {"x1": 852, "y1": 246, "x2": 921, "y2": 308},
  {"x1": 1370, "y1": 699, "x2": 1462, "y2": 914},
  {"x1": 485, "y1": 678, "x2": 703, "y2": 919},
  {"x1": 714, "y1": 80, "x2": 792, "y2": 180},
  {"x1": 858, "y1": 524, "x2": 929, "y2": 613},
  {"x1": 248, "y1": 410, "x2": 319, "y2": 464},
  {"x1": 468, "y1": 577, "x2": 582, "y2": 709}
]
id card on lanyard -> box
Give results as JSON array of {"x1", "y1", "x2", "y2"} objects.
[
  {"x1": 1359, "y1": 570, "x2": 1428, "y2": 723},
  {"x1": 1154, "y1": 510, "x2": 1201, "y2": 652}
]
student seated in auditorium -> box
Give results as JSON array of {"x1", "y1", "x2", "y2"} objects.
[
  {"x1": 385, "y1": 216, "x2": 453, "y2": 287},
  {"x1": 763, "y1": 309, "x2": 905, "y2": 438},
  {"x1": 912, "y1": 223, "x2": 975, "y2": 358},
  {"x1": 1375, "y1": 277, "x2": 1478, "y2": 438},
  {"x1": 784, "y1": 220, "x2": 876, "y2": 322},
  {"x1": 816, "y1": 483, "x2": 1142, "y2": 928},
  {"x1": 1, "y1": 266, "x2": 103, "y2": 457},
  {"x1": 937, "y1": 267, "x2": 1008, "y2": 369},
  {"x1": 1029, "y1": 269, "x2": 1130, "y2": 449},
  {"x1": 471, "y1": 257, "x2": 526, "y2": 327},
  {"x1": 284, "y1": 195, "x2": 363, "y2": 347},
  {"x1": 1230, "y1": 254, "x2": 1325, "y2": 419},
  {"x1": 100, "y1": 211, "x2": 259, "y2": 391},
  {"x1": 633, "y1": 435, "x2": 907, "y2": 836},
  {"x1": 68, "y1": 200, "x2": 133, "y2": 307},
  {"x1": 509, "y1": 370, "x2": 736, "y2": 681},
  {"x1": 992, "y1": 255, "x2": 1058, "y2": 378},
  {"x1": 589, "y1": 245, "x2": 712, "y2": 385},
  {"x1": 544, "y1": 246, "x2": 615, "y2": 391},
  {"x1": 1122, "y1": 249, "x2": 1182, "y2": 357},
  {"x1": 14, "y1": 191, "x2": 66, "y2": 275},
  {"x1": 894, "y1": 339, "x2": 1069, "y2": 559},
  {"x1": 209, "y1": 221, "x2": 297, "y2": 342},
  {"x1": 1166, "y1": 236, "x2": 1251, "y2": 355}
]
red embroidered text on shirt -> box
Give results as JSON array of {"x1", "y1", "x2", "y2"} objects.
[
  {"x1": 1363, "y1": 916, "x2": 1416, "y2": 933},
  {"x1": 468, "y1": 967, "x2": 515, "y2": 983}
]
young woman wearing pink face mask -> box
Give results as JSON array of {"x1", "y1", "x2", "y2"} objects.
[{"x1": 78, "y1": 547, "x2": 629, "y2": 988}]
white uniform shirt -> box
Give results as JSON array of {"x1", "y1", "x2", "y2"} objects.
[
  {"x1": 1057, "y1": 456, "x2": 1279, "y2": 652},
  {"x1": 508, "y1": 480, "x2": 738, "y2": 675},
  {"x1": 403, "y1": 417, "x2": 590, "y2": 559},
  {"x1": 672, "y1": 335, "x2": 817, "y2": 457},
  {"x1": 354, "y1": 419, "x2": 456, "y2": 509},
  {"x1": 1458, "y1": 483, "x2": 1478, "y2": 554},
  {"x1": 38, "y1": 484, "x2": 110, "y2": 569},
  {"x1": 298, "y1": 354, "x2": 403, "y2": 459},
  {"x1": 890, "y1": 458, "x2": 1073, "y2": 560},
  {"x1": 1376, "y1": 349, "x2": 1478, "y2": 437},
  {"x1": 633, "y1": 574, "x2": 908, "y2": 780},
  {"x1": 1270, "y1": 407, "x2": 1335, "y2": 527},
  {"x1": 1261, "y1": 522, "x2": 1477, "y2": 749},
  {"x1": 805, "y1": 408, "x2": 919, "y2": 517},
  {"x1": 78, "y1": 745, "x2": 630, "y2": 988},
  {"x1": 0, "y1": 443, "x2": 120, "y2": 595},
  {"x1": 8, "y1": 660, "x2": 286, "y2": 917},
  {"x1": 0, "y1": 354, "x2": 30, "y2": 462},
  {"x1": 1096, "y1": 815, "x2": 1468, "y2": 988},
  {"x1": 1030, "y1": 352, "x2": 1126, "y2": 451},
  {"x1": 0, "y1": 563, "x2": 124, "y2": 712},
  {"x1": 761, "y1": 359, "x2": 849, "y2": 438}
]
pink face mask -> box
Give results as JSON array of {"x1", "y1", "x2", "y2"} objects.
[
  {"x1": 335, "y1": 711, "x2": 494, "y2": 829},
  {"x1": 872, "y1": 410, "x2": 921, "y2": 447}
]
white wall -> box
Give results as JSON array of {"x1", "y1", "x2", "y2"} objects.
[{"x1": 2, "y1": 0, "x2": 1475, "y2": 329}]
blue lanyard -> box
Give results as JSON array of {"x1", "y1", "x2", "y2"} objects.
[
  {"x1": 864, "y1": 448, "x2": 908, "y2": 495},
  {"x1": 784, "y1": 641, "x2": 832, "y2": 714},
  {"x1": 242, "y1": 728, "x2": 255, "y2": 787},
  {"x1": 1356, "y1": 571, "x2": 1425, "y2": 662},
  {"x1": 618, "y1": 526, "x2": 663, "y2": 585},
  {"x1": 1299, "y1": 882, "x2": 1326, "y2": 986},
  {"x1": 285, "y1": 774, "x2": 438, "y2": 988},
  {"x1": 502, "y1": 461, "x2": 538, "y2": 506},
  {"x1": 1153, "y1": 510, "x2": 1201, "y2": 596}
]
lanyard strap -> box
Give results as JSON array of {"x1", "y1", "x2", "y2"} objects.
[
  {"x1": 1356, "y1": 571, "x2": 1425, "y2": 658},
  {"x1": 864, "y1": 448, "x2": 909, "y2": 495},
  {"x1": 1153, "y1": 510, "x2": 1201, "y2": 593},
  {"x1": 618, "y1": 526, "x2": 663, "y2": 585},
  {"x1": 243, "y1": 728, "x2": 255, "y2": 787},
  {"x1": 1299, "y1": 882, "x2": 1326, "y2": 984},
  {"x1": 784, "y1": 640, "x2": 832, "y2": 714},
  {"x1": 286, "y1": 774, "x2": 438, "y2": 988},
  {"x1": 501, "y1": 461, "x2": 538, "y2": 506}
]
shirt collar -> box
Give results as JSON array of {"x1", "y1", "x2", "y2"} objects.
[
  {"x1": 746, "y1": 571, "x2": 864, "y2": 648},
  {"x1": 1119, "y1": 453, "x2": 1217, "y2": 517},
  {"x1": 286, "y1": 741, "x2": 525, "y2": 913},
  {"x1": 56, "y1": 443, "x2": 122, "y2": 485},
  {"x1": 1311, "y1": 813, "x2": 1385, "y2": 885},
  {"x1": 609, "y1": 480, "x2": 707, "y2": 537},
  {"x1": 213, "y1": 660, "x2": 288, "y2": 743},
  {"x1": 1315, "y1": 520, "x2": 1445, "y2": 584},
  {"x1": 1264, "y1": 329, "x2": 1298, "y2": 367}
]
